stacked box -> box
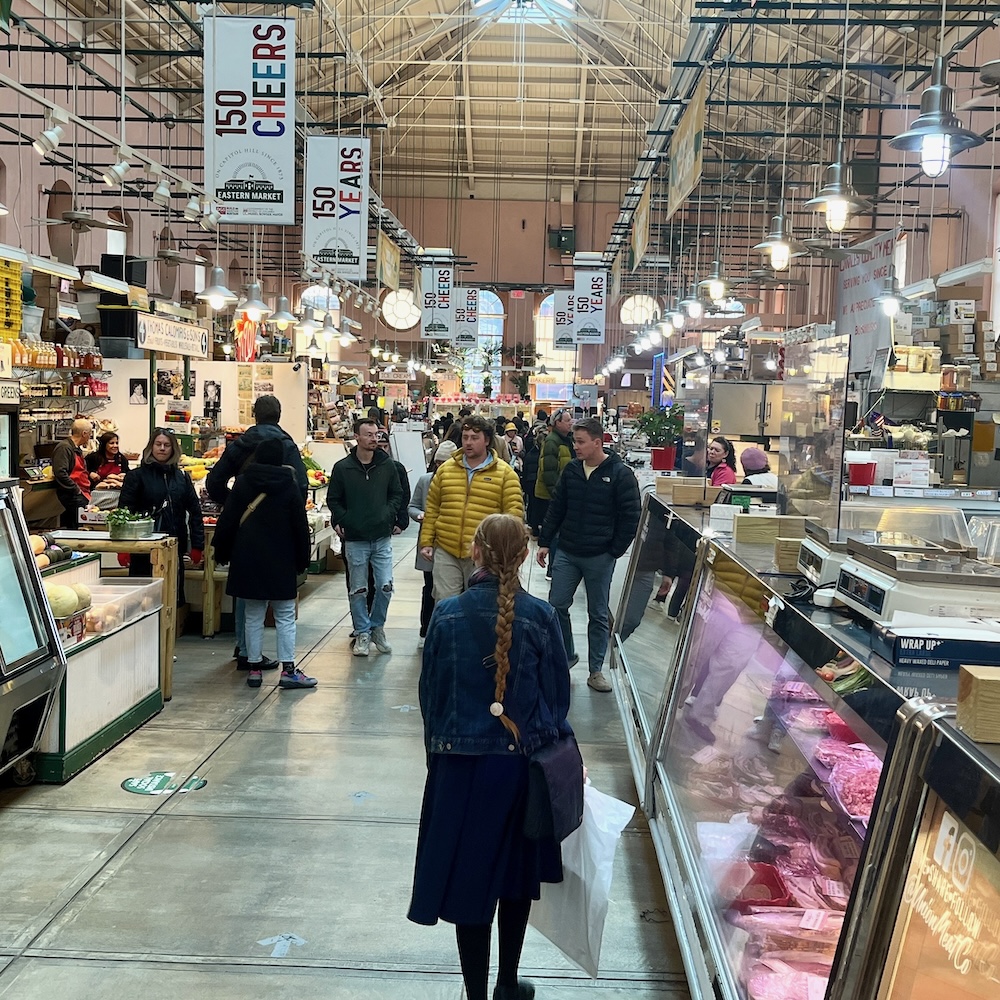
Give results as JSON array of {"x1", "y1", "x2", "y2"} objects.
[{"x1": 0, "y1": 257, "x2": 22, "y2": 340}]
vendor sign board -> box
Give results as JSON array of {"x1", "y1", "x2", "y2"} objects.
[
  {"x1": 376, "y1": 231, "x2": 401, "y2": 290},
  {"x1": 203, "y1": 16, "x2": 295, "y2": 224},
  {"x1": 303, "y1": 135, "x2": 371, "y2": 281},
  {"x1": 839, "y1": 232, "x2": 895, "y2": 373},
  {"x1": 666, "y1": 78, "x2": 707, "y2": 220},
  {"x1": 136, "y1": 315, "x2": 210, "y2": 359}
]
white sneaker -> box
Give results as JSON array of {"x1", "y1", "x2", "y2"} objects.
[
  {"x1": 417, "y1": 636, "x2": 425, "y2": 649},
  {"x1": 371, "y1": 627, "x2": 393, "y2": 654},
  {"x1": 353, "y1": 633, "x2": 371, "y2": 657}
]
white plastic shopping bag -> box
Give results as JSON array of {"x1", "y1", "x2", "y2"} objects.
[{"x1": 529, "y1": 783, "x2": 636, "y2": 978}]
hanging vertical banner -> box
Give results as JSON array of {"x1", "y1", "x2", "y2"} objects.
[
  {"x1": 376, "y1": 231, "x2": 401, "y2": 290},
  {"x1": 453, "y1": 288, "x2": 479, "y2": 349},
  {"x1": 203, "y1": 16, "x2": 295, "y2": 225},
  {"x1": 420, "y1": 266, "x2": 453, "y2": 339},
  {"x1": 302, "y1": 135, "x2": 370, "y2": 281},
  {"x1": 553, "y1": 289, "x2": 576, "y2": 350},
  {"x1": 631, "y1": 185, "x2": 652, "y2": 271},
  {"x1": 610, "y1": 249, "x2": 623, "y2": 303},
  {"x1": 666, "y1": 77, "x2": 707, "y2": 220},
  {"x1": 572, "y1": 270, "x2": 607, "y2": 345},
  {"x1": 838, "y1": 232, "x2": 895, "y2": 373}
]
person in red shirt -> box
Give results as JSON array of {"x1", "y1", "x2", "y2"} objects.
[
  {"x1": 707, "y1": 436, "x2": 738, "y2": 486},
  {"x1": 51, "y1": 419, "x2": 93, "y2": 529},
  {"x1": 86, "y1": 431, "x2": 130, "y2": 485}
]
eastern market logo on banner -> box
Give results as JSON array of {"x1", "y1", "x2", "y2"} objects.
[
  {"x1": 303, "y1": 135, "x2": 371, "y2": 282},
  {"x1": 572, "y1": 270, "x2": 607, "y2": 345},
  {"x1": 553, "y1": 288, "x2": 576, "y2": 350},
  {"x1": 203, "y1": 16, "x2": 296, "y2": 225}
]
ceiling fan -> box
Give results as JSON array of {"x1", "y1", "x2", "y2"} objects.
[
  {"x1": 33, "y1": 208, "x2": 129, "y2": 233},
  {"x1": 133, "y1": 229, "x2": 205, "y2": 267},
  {"x1": 959, "y1": 60, "x2": 1000, "y2": 110}
]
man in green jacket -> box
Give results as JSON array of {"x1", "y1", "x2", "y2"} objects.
[
  {"x1": 534, "y1": 407, "x2": 574, "y2": 577},
  {"x1": 328, "y1": 418, "x2": 404, "y2": 656}
]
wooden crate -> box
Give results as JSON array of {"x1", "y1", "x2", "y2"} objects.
[
  {"x1": 957, "y1": 665, "x2": 1000, "y2": 743},
  {"x1": 774, "y1": 537, "x2": 803, "y2": 573},
  {"x1": 671, "y1": 484, "x2": 722, "y2": 507},
  {"x1": 655, "y1": 475, "x2": 704, "y2": 499},
  {"x1": 733, "y1": 514, "x2": 814, "y2": 544}
]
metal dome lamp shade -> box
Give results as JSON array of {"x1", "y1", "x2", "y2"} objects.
[
  {"x1": 678, "y1": 284, "x2": 704, "y2": 320},
  {"x1": 889, "y1": 56, "x2": 983, "y2": 178},
  {"x1": 295, "y1": 306, "x2": 321, "y2": 334},
  {"x1": 196, "y1": 267, "x2": 237, "y2": 311},
  {"x1": 876, "y1": 269, "x2": 902, "y2": 317},
  {"x1": 321, "y1": 311, "x2": 337, "y2": 342},
  {"x1": 269, "y1": 296, "x2": 297, "y2": 331},
  {"x1": 805, "y1": 141, "x2": 871, "y2": 233},
  {"x1": 698, "y1": 261, "x2": 728, "y2": 303},
  {"x1": 237, "y1": 282, "x2": 271, "y2": 323},
  {"x1": 753, "y1": 204, "x2": 805, "y2": 271}
]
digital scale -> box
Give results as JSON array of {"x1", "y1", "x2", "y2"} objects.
[
  {"x1": 835, "y1": 538, "x2": 1000, "y2": 621},
  {"x1": 797, "y1": 523, "x2": 944, "y2": 588}
]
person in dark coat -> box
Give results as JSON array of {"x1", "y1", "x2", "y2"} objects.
[
  {"x1": 409, "y1": 514, "x2": 573, "y2": 1000},
  {"x1": 520, "y1": 424, "x2": 547, "y2": 536},
  {"x1": 118, "y1": 429, "x2": 204, "y2": 605},
  {"x1": 211, "y1": 438, "x2": 315, "y2": 690}
]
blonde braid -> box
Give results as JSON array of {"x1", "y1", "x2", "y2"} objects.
[{"x1": 493, "y1": 561, "x2": 520, "y2": 742}]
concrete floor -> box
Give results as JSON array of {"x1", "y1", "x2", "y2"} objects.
[{"x1": 0, "y1": 534, "x2": 691, "y2": 999}]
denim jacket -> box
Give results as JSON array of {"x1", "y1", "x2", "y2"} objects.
[{"x1": 419, "y1": 575, "x2": 573, "y2": 756}]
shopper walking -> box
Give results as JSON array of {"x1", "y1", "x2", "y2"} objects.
[
  {"x1": 409, "y1": 440, "x2": 457, "y2": 649},
  {"x1": 538, "y1": 418, "x2": 641, "y2": 692},
  {"x1": 211, "y1": 438, "x2": 315, "y2": 690},
  {"x1": 419, "y1": 415, "x2": 523, "y2": 600},
  {"x1": 534, "y1": 407, "x2": 574, "y2": 577},
  {"x1": 206, "y1": 395, "x2": 308, "y2": 672},
  {"x1": 328, "y1": 418, "x2": 404, "y2": 656},
  {"x1": 707, "y1": 436, "x2": 738, "y2": 486},
  {"x1": 118, "y1": 428, "x2": 205, "y2": 602},
  {"x1": 409, "y1": 513, "x2": 573, "y2": 1000},
  {"x1": 51, "y1": 418, "x2": 93, "y2": 529},
  {"x1": 520, "y1": 424, "x2": 548, "y2": 537}
]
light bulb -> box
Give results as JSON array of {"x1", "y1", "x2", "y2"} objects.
[
  {"x1": 686, "y1": 299, "x2": 703, "y2": 320},
  {"x1": 274, "y1": 318, "x2": 290, "y2": 331},
  {"x1": 391, "y1": 352, "x2": 400, "y2": 363},
  {"x1": 707, "y1": 279, "x2": 725, "y2": 302},
  {"x1": 632, "y1": 341, "x2": 643, "y2": 355},
  {"x1": 601, "y1": 367, "x2": 609, "y2": 377},
  {"x1": 769, "y1": 242, "x2": 791, "y2": 271},
  {"x1": 765, "y1": 355, "x2": 778, "y2": 371},
  {"x1": 648, "y1": 326, "x2": 662, "y2": 345},
  {"x1": 340, "y1": 334, "x2": 352, "y2": 347},
  {"x1": 920, "y1": 132, "x2": 951, "y2": 178},
  {"x1": 713, "y1": 348, "x2": 727, "y2": 363},
  {"x1": 824, "y1": 198, "x2": 850, "y2": 234},
  {"x1": 371, "y1": 343, "x2": 381, "y2": 356},
  {"x1": 222, "y1": 343, "x2": 233, "y2": 357},
  {"x1": 382, "y1": 351, "x2": 391, "y2": 361},
  {"x1": 670, "y1": 312, "x2": 684, "y2": 330},
  {"x1": 244, "y1": 304, "x2": 262, "y2": 322},
  {"x1": 207, "y1": 293, "x2": 226, "y2": 311},
  {"x1": 693, "y1": 353, "x2": 707, "y2": 367},
  {"x1": 881, "y1": 295, "x2": 900, "y2": 318}
]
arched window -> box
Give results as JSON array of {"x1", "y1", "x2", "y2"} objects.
[
  {"x1": 299, "y1": 283, "x2": 341, "y2": 318},
  {"x1": 619, "y1": 294, "x2": 660, "y2": 326},
  {"x1": 534, "y1": 293, "x2": 555, "y2": 364},
  {"x1": 464, "y1": 289, "x2": 504, "y2": 396}
]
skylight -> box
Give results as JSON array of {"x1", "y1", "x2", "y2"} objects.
[{"x1": 472, "y1": 0, "x2": 575, "y2": 23}]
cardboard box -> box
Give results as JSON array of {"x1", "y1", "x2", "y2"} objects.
[
  {"x1": 732, "y1": 513, "x2": 814, "y2": 543},
  {"x1": 671, "y1": 484, "x2": 721, "y2": 507},
  {"x1": 957, "y1": 664, "x2": 1000, "y2": 743},
  {"x1": 872, "y1": 621, "x2": 1000, "y2": 669},
  {"x1": 945, "y1": 300, "x2": 977, "y2": 323}
]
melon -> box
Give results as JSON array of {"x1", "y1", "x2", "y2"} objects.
[
  {"x1": 44, "y1": 583, "x2": 78, "y2": 618},
  {"x1": 29, "y1": 535, "x2": 45, "y2": 556},
  {"x1": 71, "y1": 583, "x2": 92, "y2": 609},
  {"x1": 35, "y1": 553, "x2": 50, "y2": 570}
]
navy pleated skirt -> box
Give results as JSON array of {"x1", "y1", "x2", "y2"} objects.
[{"x1": 408, "y1": 752, "x2": 564, "y2": 926}]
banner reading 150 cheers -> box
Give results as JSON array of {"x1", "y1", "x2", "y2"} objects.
[
  {"x1": 453, "y1": 288, "x2": 479, "y2": 349},
  {"x1": 203, "y1": 16, "x2": 295, "y2": 224},
  {"x1": 303, "y1": 136, "x2": 371, "y2": 282},
  {"x1": 421, "y1": 266, "x2": 454, "y2": 339},
  {"x1": 572, "y1": 270, "x2": 607, "y2": 344}
]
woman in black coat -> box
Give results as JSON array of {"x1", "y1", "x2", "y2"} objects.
[
  {"x1": 118, "y1": 429, "x2": 205, "y2": 601},
  {"x1": 211, "y1": 438, "x2": 315, "y2": 690}
]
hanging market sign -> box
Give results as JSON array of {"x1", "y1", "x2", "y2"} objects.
[
  {"x1": 203, "y1": 16, "x2": 295, "y2": 224},
  {"x1": 303, "y1": 135, "x2": 371, "y2": 280},
  {"x1": 666, "y1": 77, "x2": 707, "y2": 220},
  {"x1": 631, "y1": 184, "x2": 652, "y2": 271},
  {"x1": 553, "y1": 288, "x2": 576, "y2": 350},
  {"x1": 610, "y1": 249, "x2": 623, "y2": 302},
  {"x1": 453, "y1": 287, "x2": 479, "y2": 349},
  {"x1": 420, "y1": 266, "x2": 454, "y2": 339},
  {"x1": 376, "y1": 231, "x2": 401, "y2": 290},
  {"x1": 136, "y1": 315, "x2": 211, "y2": 359},
  {"x1": 838, "y1": 232, "x2": 894, "y2": 373},
  {"x1": 0, "y1": 379, "x2": 20, "y2": 403},
  {"x1": 572, "y1": 270, "x2": 607, "y2": 345}
]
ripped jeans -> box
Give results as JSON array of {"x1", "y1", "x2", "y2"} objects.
[{"x1": 344, "y1": 537, "x2": 394, "y2": 634}]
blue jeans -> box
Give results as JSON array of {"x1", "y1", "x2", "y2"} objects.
[
  {"x1": 244, "y1": 598, "x2": 296, "y2": 664},
  {"x1": 547, "y1": 549, "x2": 615, "y2": 674},
  {"x1": 235, "y1": 597, "x2": 246, "y2": 654},
  {"x1": 345, "y1": 537, "x2": 394, "y2": 633}
]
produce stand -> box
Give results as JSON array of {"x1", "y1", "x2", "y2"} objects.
[{"x1": 49, "y1": 531, "x2": 178, "y2": 699}]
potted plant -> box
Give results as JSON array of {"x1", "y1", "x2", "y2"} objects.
[
  {"x1": 501, "y1": 342, "x2": 542, "y2": 369},
  {"x1": 106, "y1": 507, "x2": 155, "y2": 540},
  {"x1": 635, "y1": 405, "x2": 684, "y2": 470}
]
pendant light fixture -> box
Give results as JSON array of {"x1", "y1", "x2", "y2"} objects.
[
  {"x1": 196, "y1": 267, "x2": 237, "y2": 311},
  {"x1": 270, "y1": 296, "x2": 297, "y2": 331},
  {"x1": 698, "y1": 261, "x2": 729, "y2": 304},
  {"x1": 753, "y1": 201, "x2": 805, "y2": 271},
  {"x1": 876, "y1": 267, "x2": 902, "y2": 317},
  {"x1": 889, "y1": 54, "x2": 983, "y2": 178},
  {"x1": 678, "y1": 284, "x2": 704, "y2": 320},
  {"x1": 806, "y1": 141, "x2": 872, "y2": 233},
  {"x1": 296, "y1": 306, "x2": 321, "y2": 335},
  {"x1": 321, "y1": 311, "x2": 337, "y2": 342},
  {"x1": 237, "y1": 281, "x2": 271, "y2": 323}
]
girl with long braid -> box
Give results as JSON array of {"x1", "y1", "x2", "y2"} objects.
[{"x1": 409, "y1": 514, "x2": 574, "y2": 1000}]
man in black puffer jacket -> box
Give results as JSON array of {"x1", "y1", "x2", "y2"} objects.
[{"x1": 538, "y1": 418, "x2": 640, "y2": 693}]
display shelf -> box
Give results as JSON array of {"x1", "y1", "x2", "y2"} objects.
[
  {"x1": 882, "y1": 371, "x2": 941, "y2": 392},
  {"x1": 13, "y1": 366, "x2": 111, "y2": 376}
]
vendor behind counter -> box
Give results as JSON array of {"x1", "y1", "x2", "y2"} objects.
[{"x1": 86, "y1": 430, "x2": 130, "y2": 487}]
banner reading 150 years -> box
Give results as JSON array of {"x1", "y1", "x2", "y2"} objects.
[
  {"x1": 572, "y1": 270, "x2": 607, "y2": 344},
  {"x1": 203, "y1": 16, "x2": 295, "y2": 225},
  {"x1": 304, "y1": 135, "x2": 371, "y2": 282}
]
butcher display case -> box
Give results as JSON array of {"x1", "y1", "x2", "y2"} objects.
[{"x1": 0, "y1": 477, "x2": 66, "y2": 780}]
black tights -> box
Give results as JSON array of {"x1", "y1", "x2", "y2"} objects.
[{"x1": 455, "y1": 897, "x2": 531, "y2": 1000}]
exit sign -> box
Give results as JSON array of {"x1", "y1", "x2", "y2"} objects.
[{"x1": 510, "y1": 290, "x2": 525, "y2": 299}]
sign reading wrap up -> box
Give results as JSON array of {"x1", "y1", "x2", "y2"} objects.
[
  {"x1": 421, "y1": 266, "x2": 454, "y2": 339},
  {"x1": 303, "y1": 135, "x2": 371, "y2": 281},
  {"x1": 572, "y1": 270, "x2": 607, "y2": 344},
  {"x1": 203, "y1": 16, "x2": 295, "y2": 224},
  {"x1": 136, "y1": 315, "x2": 210, "y2": 359}
]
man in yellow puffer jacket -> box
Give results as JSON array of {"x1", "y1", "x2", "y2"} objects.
[{"x1": 419, "y1": 415, "x2": 524, "y2": 598}]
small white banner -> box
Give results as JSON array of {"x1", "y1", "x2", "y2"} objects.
[
  {"x1": 421, "y1": 266, "x2": 454, "y2": 339},
  {"x1": 572, "y1": 270, "x2": 607, "y2": 344},
  {"x1": 553, "y1": 289, "x2": 576, "y2": 350},
  {"x1": 303, "y1": 135, "x2": 371, "y2": 281},
  {"x1": 453, "y1": 287, "x2": 479, "y2": 348},
  {"x1": 203, "y1": 16, "x2": 295, "y2": 225},
  {"x1": 136, "y1": 315, "x2": 210, "y2": 359}
]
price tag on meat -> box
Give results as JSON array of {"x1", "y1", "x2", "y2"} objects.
[{"x1": 800, "y1": 910, "x2": 827, "y2": 930}]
